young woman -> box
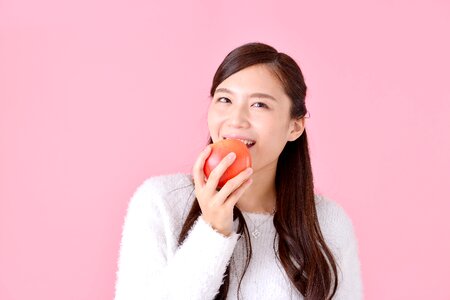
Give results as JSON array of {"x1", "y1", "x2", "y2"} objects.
[{"x1": 114, "y1": 42, "x2": 363, "y2": 300}]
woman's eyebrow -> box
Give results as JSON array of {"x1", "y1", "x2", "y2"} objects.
[{"x1": 215, "y1": 88, "x2": 277, "y2": 102}]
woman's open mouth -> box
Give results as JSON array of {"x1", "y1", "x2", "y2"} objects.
[{"x1": 223, "y1": 137, "x2": 256, "y2": 148}]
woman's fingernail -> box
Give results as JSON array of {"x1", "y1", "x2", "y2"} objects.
[
  {"x1": 228, "y1": 152, "x2": 236, "y2": 160},
  {"x1": 246, "y1": 168, "x2": 253, "y2": 175}
]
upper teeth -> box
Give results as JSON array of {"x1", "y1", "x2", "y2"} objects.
[{"x1": 224, "y1": 137, "x2": 255, "y2": 145}]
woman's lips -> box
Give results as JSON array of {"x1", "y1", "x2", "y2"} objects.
[{"x1": 222, "y1": 136, "x2": 256, "y2": 148}]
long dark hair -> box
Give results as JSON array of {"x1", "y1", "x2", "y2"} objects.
[{"x1": 178, "y1": 42, "x2": 338, "y2": 299}]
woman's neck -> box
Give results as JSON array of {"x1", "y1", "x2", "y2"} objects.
[{"x1": 236, "y1": 166, "x2": 277, "y2": 214}]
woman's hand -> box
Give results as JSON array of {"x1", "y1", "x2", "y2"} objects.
[{"x1": 192, "y1": 145, "x2": 253, "y2": 237}]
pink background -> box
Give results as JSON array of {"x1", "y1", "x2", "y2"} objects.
[{"x1": 1, "y1": 0, "x2": 449, "y2": 299}]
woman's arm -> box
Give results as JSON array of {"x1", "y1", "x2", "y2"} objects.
[
  {"x1": 333, "y1": 210, "x2": 364, "y2": 299},
  {"x1": 114, "y1": 178, "x2": 239, "y2": 300}
]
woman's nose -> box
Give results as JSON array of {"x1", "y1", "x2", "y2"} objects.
[{"x1": 227, "y1": 106, "x2": 250, "y2": 128}]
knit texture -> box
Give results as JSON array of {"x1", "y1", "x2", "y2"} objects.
[{"x1": 114, "y1": 173, "x2": 363, "y2": 300}]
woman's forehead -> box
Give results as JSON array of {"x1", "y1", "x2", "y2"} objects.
[{"x1": 215, "y1": 65, "x2": 285, "y2": 96}]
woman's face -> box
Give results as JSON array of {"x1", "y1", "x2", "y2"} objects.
[{"x1": 207, "y1": 64, "x2": 304, "y2": 175}]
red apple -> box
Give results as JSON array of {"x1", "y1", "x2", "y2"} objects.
[{"x1": 204, "y1": 139, "x2": 252, "y2": 188}]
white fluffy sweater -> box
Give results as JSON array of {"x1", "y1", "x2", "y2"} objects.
[{"x1": 114, "y1": 173, "x2": 363, "y2": 299}]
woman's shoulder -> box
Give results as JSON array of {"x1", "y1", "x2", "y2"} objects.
[
  {"x1": 140, "y1": 172, "x2": 194, "y2": 194},
  {"x1": 314, "y1": 194, "x2": 357, "y2": 251},
  {"x1": 129, "y1": 172, "x2": 195, "y2": 219}
]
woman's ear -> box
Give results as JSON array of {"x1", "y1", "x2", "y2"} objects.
[{"x1": 288, "y1": 117, "x2": 305, "y2": 142}]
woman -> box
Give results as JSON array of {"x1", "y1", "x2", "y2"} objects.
[{"x1": 114, "y1": 42, "x2": 363, "y2": 300}]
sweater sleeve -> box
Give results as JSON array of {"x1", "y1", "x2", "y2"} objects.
[
  {"x1": 114, "y1": 178, "x2": 240, "y2": 300},
  {"x1": 333, "y1": 211, "x2": 364, "y2": 299}
]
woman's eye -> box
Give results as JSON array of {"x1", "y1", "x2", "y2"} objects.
[
  {"x1": 252, "y1": 102, "x2": 268, "y2": 108},
  {"x1": 217, "y1": 97, "x2": 231, "y2": 103},
  {"x1": 215, "y1": 98, "x2": 268, "y2": 109}
]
